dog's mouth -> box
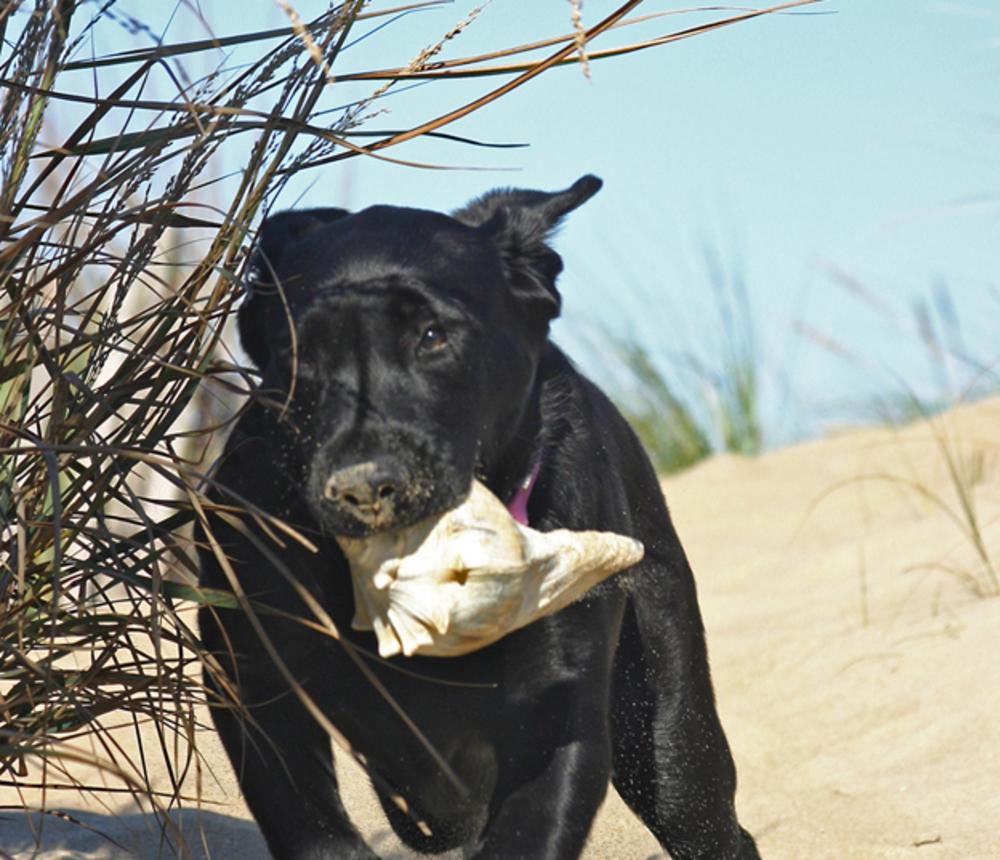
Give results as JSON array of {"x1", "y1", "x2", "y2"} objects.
[{"x1": 321, "y1": 493, "x2": 454, "y2": 539}]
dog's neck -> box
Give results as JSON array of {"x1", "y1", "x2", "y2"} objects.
[
  {"x1": 483, "y1": 377, "x2": 545, "y2": 516},
  {"x1": 487, "y1": 345, "x2": 572, "y2": 525}
]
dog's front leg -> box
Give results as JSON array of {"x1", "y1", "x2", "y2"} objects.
[
  {"x1": 470, "y1": 600, "x2": 622, "y2": 860},
  {"x1": 472, "y1": 734, "x2": 611, "y2": 860},
  {"x1": 205, "y1": 663, "x2": 377, "y2": 860}
]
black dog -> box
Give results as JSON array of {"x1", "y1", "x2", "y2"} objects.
[{"x1": 198, "y1": 176, "x2": 759, "y2": 859}]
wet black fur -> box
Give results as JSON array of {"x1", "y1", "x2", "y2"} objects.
[{"x1": 198, "y1": 176, "x2": 759, "y2": 859}]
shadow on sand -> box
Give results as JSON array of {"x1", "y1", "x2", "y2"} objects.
[
  {"x1": 1, "y1": 807, "x2": 455, "y2": 859},
  {"x1": 2, "y1": 807, "x2": 266, "y2": 859}
]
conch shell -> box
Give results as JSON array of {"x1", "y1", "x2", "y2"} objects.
[{"x1": 335, "y1": 480, "x2": 644, "y2": 658}]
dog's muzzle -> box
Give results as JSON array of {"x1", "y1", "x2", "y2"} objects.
[{"x1": 323, "y1": 459, "x2": 405, "y2": 530}]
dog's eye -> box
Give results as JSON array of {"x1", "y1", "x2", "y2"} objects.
[{"x1": 418, "y1": 325, "x2": 448, "y2": 354}]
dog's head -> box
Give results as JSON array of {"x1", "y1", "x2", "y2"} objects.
[{"x1": 239, "y1": 175, "x2": 601, "y2": 536}]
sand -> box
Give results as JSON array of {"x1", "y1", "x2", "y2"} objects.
[{"x1": 4, "y1": 398, "x2": 999, "y2": 859}]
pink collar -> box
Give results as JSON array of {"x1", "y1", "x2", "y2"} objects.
[{"x1": 506, "y1": 461, "x2": 541, "y2": 526}]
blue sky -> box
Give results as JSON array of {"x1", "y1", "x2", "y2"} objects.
[{"x1": 82, "y1": 2, "x2": 1000, "y2": 442}]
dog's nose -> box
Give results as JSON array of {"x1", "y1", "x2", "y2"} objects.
[{"x1": 324, "y1": 461, "x2": 399, "y2": 523}]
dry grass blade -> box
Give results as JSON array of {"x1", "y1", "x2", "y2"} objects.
[
  {"x1": 291, "y1": 0, "x2": 824, "y2": 172},
  {"x1": 59, "y1": 2, "x2": 449, "y2": 72},
  {"x1": 337, "y1": 0, "x2": 824, "y2": 82},
  {"x1": 332, "y1": 6, "x2": 716, "y2": 83}
]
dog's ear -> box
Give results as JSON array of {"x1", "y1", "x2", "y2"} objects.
[
  {"x1": 239, "y1": 208, "x2": 350, "y2": 368},
  {"x1": 453, "y1": 175, "x2": 602, "y2": 324}
]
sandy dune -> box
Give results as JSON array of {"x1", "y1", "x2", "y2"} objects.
[{"x1": 5, "y1": 398, "x2": 999, "y2": 859}]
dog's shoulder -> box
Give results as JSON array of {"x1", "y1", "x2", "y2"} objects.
[
  {"x1": 538, "y1": 345, "x2": 649, "y2": 469},
  {"x1": 533, "y1": 345, "x2": 661, "y2": 529}
]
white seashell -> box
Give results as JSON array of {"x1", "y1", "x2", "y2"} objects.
[{"x1": 335, "y1": 480, "x2": 644, "y2": 658}]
